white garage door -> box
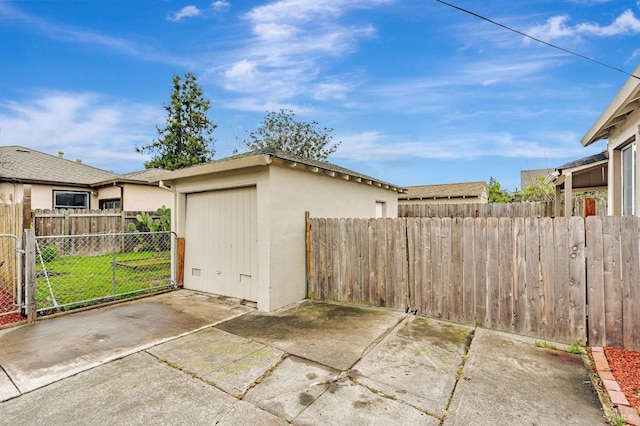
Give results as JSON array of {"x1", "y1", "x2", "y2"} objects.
[{"x1": 184, "y1": 186, "x2": 258, "y2": 302}]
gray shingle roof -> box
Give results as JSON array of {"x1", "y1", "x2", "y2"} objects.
[
  {"x1": 0, "y1": 146, "x2": 118, "y2": 185},
  {"x1": 401, "y1": 181, "x2": 487, "y2": 200}
]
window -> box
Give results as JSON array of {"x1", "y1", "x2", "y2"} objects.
[
  {"x1": 375, "y1": 201, "x2": 386, "y2": 218},
  {"x1": 99, "y1": 199, "x2": 121, "y2": 209},
  {"x1": 622, "y1": 143, "x2": 636, "y2": 215},
  {"x1": 53, "y1": 190, "x2": 90, "y2": 209}
]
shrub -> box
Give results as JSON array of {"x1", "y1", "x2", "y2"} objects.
[{"x1": 39, "y1": 245, "x2": 58, "y2": 263}]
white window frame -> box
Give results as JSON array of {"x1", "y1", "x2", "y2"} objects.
[
  {"x1": 53, "y1": 190, "x2": 90, "y2": 209},
  {"x1": 375, "y1": 201, "x2": 386, "y2": 218},
  {"x1": 622, "y1": 143, "x2": 636, "y2": 216}
]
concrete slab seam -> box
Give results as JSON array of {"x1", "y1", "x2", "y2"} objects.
[
  {"x1": 0, "y1": 363, "x2": 20, "y2": 396},
  {"x1": 346, "y1": 314, "x2": 411, "y2": 371},
  {"x1": 348, "y1": 373, "x2": 443, "y2": 421},
  {"x1": 440, "y1": 325, "x2": 477, "y2": 424},
  {"x1": 146, "y1": 346, "x2": 288, "y2": 400}
]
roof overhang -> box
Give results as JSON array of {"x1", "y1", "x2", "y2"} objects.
[
  {"x1": 151, "y1": 151, "x2": 407, "y2": 193},
  {"x1": 582, "y1": 64, "x2": 640, "y2": 147},
  {"x1": 551, "y1": 158, "x2": 608, "y2": 192}
]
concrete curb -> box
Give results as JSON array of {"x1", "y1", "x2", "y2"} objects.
[{"x1": 592, "y1": 346, "x2": 640, "y2": 426}]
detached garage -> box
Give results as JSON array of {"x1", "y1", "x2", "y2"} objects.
[{"x1": 154, "y1": 148, "x2": 404, "y2": 312}]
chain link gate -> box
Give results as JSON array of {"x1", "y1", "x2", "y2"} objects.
[
  {"x1": 34, "y1": 231, "x2": 176, "y2": 315},
  {"x1": 0, "y1": 234, "x2": 23, "y2": 322}
]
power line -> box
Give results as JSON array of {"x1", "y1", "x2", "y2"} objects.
[{"x1": 435, "y1": 0, "x2": 640, "y2": 80}]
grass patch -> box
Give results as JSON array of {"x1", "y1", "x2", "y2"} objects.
[
  {"x1": 36, "y1": 251, "x2": 171, "y2": 310},
  {"x1": 535, "y1": 341, "x2": 557, "y2": 350},
  {"x1": 566, "y1": 342, "x2": 584, "y2": 354}
]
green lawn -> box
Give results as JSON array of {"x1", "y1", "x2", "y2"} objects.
[{"x1": 36, "y1": 251, "x2": 172, "y2": 311}]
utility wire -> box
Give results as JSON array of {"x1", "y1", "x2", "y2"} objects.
[{"x1": 435, "y1": 0, "x2": 640, "y2": 80}]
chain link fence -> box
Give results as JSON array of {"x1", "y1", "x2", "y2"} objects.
[
  {"x1": 0, "y1": 234, "x2": 22, "y2": 322},
  {"x1": 34, "y1": 231, "x2": 176, "y2": 315}
]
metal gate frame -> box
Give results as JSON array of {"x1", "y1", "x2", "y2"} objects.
[{"x1": 0, "y1": 234, "x2": 23, "y2": 317}]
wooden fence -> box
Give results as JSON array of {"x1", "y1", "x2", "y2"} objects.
[
  {"x1": 32, "y1": 209, "x2": 156, "y2": 237},
  {"x1": 398, "y1": 199, "x2": 607, "y2": 218},
  {"x1": 0, "y1": 203, "x2": 22, "y2": 294},
  {"x1": 306, "y1": 216, "x2": 640, "y2": 351}
]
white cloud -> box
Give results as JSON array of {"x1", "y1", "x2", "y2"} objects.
[
  {"x1": 527, "y1": 9, "x2": 640, "y2": 42},
  {"x1": 168, "y1": 5, "x2": 202, "y2": 22},
  {"x1": 216, "y1": 0, "x2": 390, "y2": 108},
  {"x1": 333, "y1": 130, "x2": 595, "y2": 162},
  {"x1": 0, "y1": 92, "x2": 161, "y2": 172},
  {"x1": 577, "y1": 9, "x2": 640, "y2": 36},
  {"x1": 211, "y1": 1, "x2": 231, "y2": 12}
]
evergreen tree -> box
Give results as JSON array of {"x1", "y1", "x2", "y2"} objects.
[
  {"x1": 237, "y1": 109, "x2": 340, "y2": 161},
  {"x1": 137, "y1": 72, "x2": 216, "y2": 170}
]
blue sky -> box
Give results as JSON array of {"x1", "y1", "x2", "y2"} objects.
[{"x1": 1, "y1": 0, "x2": 639, "y2": 191}]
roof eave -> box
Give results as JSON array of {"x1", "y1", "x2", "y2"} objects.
[
  {"x1": 150, "y1": 154, "x2": 273, "y2": 183},
  {"x1": 582, "y1": 65, "x2": 640, "y2": 147}
]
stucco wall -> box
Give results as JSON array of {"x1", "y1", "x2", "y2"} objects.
[
  {"x1": 605, "y1": 107, "x2": 640, "y2": 215},
  {"x1": 119, "y1": 184, "x2": 172, "y2": 211},
  {"x1": 267, "y1": 164, "x2": 399, "y2": 311},
  {"x1": 30, "y1": 184, "x2": 96, "y2": 210}
]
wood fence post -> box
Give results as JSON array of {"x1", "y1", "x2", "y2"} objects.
[
  {"x1": 305, "y1": 211, "x2": 310, "y2": 299},
  {"x1": 22, "y1": 185, "x2": 31, "y2": 230},
  {"x1": 24, "y1": 228, "x2": 36, "y2": 323},
  {"x1": 176, "y1": 237, "x2": 185, "y2": 287}
]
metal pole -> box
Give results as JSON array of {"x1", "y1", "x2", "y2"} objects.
[{"x1": 111, "y1": 234, "x2": 117, "y2": 295}]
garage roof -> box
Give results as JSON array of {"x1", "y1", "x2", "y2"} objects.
[{"x1": 153, "y1": 148, "x2": 407, "y2": 193}]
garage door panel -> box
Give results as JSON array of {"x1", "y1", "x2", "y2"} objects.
[{"x1": 184, "y1": 187, "x2": 257, "y2": 301}]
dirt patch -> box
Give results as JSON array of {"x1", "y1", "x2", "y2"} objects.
[{"x1": 606, "y1": 347, "x2": 640, "y2": 411}]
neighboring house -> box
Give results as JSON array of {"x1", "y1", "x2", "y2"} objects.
[
  {"x1": 398, "y1": 181, "x2": 488, "y2": 205},
  {"x1": 520, "y1": 168, "x2": 554, "y2": 189},
  {"x1": 153, "y1": 148, "x2": 405, "y2": 312},
  {"x1": 0, "y1": 146, "x2": 171, "y2": 211},
  {"x1": 544, "y1": 152, "x2": 608, "y2": 217},
  {"x1": 580, "y1": 64, "x2": 640, "y2": 216}
]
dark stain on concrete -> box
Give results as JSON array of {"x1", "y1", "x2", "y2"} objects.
[
  {"x1": 298, "y1": 392, "x2": 315, "y2": 406},
  {"x1": 396, "y1": 316, "x2": 472, "y2": 353},
  {"x1": 306, "y1": 373, "x2": 318, "y2": 380},
  {"x1": 217, "y1": 301, "x2": 392, "y2": 342}
]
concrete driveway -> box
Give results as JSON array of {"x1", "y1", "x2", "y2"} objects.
[{"x1": 0, "y1": 290, "x2": 606, "y2": 425}]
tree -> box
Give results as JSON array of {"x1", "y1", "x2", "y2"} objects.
[
  {"x1": 513, "y1": 176, "x2": 555, "y2": 202},
  {"x1": 137, "y1": 72, "x2": 216, "y2": 170},
  {"x1": 236, "y1": 109, "x2": 340, "y2": 161},
  {"x1": 487, "y1": 177, "x2": 512, "y2": 203}
]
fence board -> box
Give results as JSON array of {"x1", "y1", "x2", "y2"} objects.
[
  {"x1": 420, "y1": 218, "x2": 433, "y2": 317},
  {"x1": 553, "y1": 218, "x2": 569, "y2": 341},
  {"x1": 485, "y1": 218, "x2": 499, "y2": 329},
  {"x1": 525, "y1": 217, "x2": 541, "y2": 336},
  {"x1": 440, "y1": 218, "x2": 453, "y2": 321},
  {"x1": 569, "y1": 217, "x2": 587, "y2": 344},
  {"x1": 586, "y1": 216, "x2": 605, "y2": 346},
  {"x1": 498, "y1": 217, "x2": 513, "y2": 332},
  {"x1": 474, "y1": 218, "x2": 487, "y2": 325},
  {"x1": 513, "y1": 217, "x2": 527, "y2": 335},
  {"x1": 603, "y1": 217, "x2": 623, "y2": 348},
  {"x1": 462, "y1": 218, "x2": 475, "y2": 324},
  {"x1": 621, "y1": 216, "x2": 640, "y2": 352}
]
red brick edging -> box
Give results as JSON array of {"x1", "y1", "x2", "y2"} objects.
[{"x1": 592, "y1": 347, "x2": 640, "y2": 426}]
